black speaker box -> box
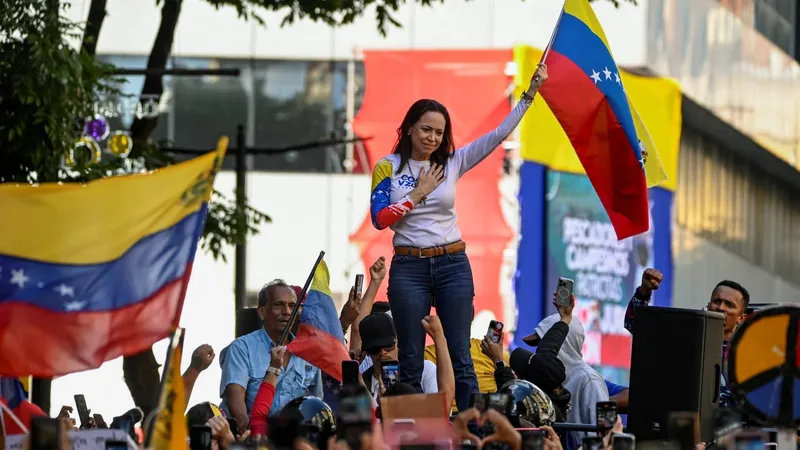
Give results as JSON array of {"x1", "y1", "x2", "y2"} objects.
[
  {"x1": 627, "y1": 306, "x2": 725, "y2": 442},
  {"x1": 236, "y1": 307, "x2": 262, "y2": 338}
]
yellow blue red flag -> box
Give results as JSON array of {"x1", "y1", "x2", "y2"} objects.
[
  {"x1": 0, "y1": 138, "x2": 227, "y2": 377},
  {"x1": 286, "y1": 259, "x2": 350, "y2": 382},
  {"x1": 539, "y1": 0, "x2": 651, "y2": 239}
]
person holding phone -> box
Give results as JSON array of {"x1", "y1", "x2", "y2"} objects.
[{"x1": 369, "y1": 63, "x2": 549, "y2": 412}]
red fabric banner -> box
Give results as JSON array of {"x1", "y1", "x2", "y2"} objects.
[{"x1": 350, "y1": 49, "x2": 515, "y2": 328}]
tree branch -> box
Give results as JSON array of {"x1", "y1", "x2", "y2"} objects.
[
  {"x1": 81, "y1": 0, "x2": 107, "y2": 56},
  {"x1": 129, "y1": 0, "x2": 183, "y2": 143}
]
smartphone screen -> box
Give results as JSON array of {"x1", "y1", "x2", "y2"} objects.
[
  {"x1": 596, "y1": 401, "x2": 617, "y2": 431},
  {"x1": 354, "y1": 274, "x2": 364, "y2": 297},
  {"x1": 337, "y1": 395, "x2": 373, "y2": 450},
  {"x1": 74, "y1": 394, "x2": 91, "y2": 428},
  {"x1": 611, "y1": 433, "x2": 635, "y2": 450},
  {"x1": 470, "y1": 393, "x2": 489, "y2": 413},
  {"x1": 30, "y1": 417, "x2": 60, "y2": 450},
  {"x1": 486, "y1": 321, "x2": 503, "y2": 344},
  {"x1": 519, "y1": 429, "x2": 546, "y2": 450},
  {"x1": 93, "y1": 413, "x2": 108, "y2": 429},
  {"x1": 342, "y1": 360, "x2": 360, "y2": 385},
  {"x1": 582, "y1": 436, "x2": 604, "y2": 450},
  {"x1": 190, "y1": 426, "x2": 213, "y2": 450},
  {"x1": 381, "y1": 360, "x2": 399, "y2": 388},
  {"x1": 488, "y1": 393, "x2": 511, "y2": 415},
  {"x1": 104, "y1": 441, "x2": 129, "y2": 450}
]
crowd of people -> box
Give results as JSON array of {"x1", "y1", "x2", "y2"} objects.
[{"x1": 1, "y1": 63, "x2": 763, "y2": 450}]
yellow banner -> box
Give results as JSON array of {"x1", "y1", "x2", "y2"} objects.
[
  {"x1": 513, "y1": 44, "x2": 682, "y2": 192},
  {"x1": 147, "y1": 329, "x2": 188, "y2": 450}
]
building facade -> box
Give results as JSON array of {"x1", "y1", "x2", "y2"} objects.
[{"x1": 51, "y1": 0, "x2": 800, "y2": 414}]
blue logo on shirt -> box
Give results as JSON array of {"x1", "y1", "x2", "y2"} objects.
[{"x1": 398, "y1": 175, "x2": 417, "y2": 188}]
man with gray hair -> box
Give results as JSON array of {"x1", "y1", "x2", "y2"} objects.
[{"x1": 219, "y1": 279, "x2": 322, "y2": 431}]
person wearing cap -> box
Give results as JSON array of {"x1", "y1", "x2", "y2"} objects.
[
  {"x1": 358, "y1": 312, "x2": 439, "y2": 406},
  {"x1": 219, "y1": 279, "x2": 322, "y2": 432}
]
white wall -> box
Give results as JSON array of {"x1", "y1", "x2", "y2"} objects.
[
  {"x1": 672, "y1": 226, "x2": 800, "y2": 309},
  {"x1": 63, "y1": 0, "x2": 648, "y2": 66}
]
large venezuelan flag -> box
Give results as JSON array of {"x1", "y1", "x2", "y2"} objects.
[
  {"x1": 286, "y1": 259, "x2": 350, "y2": 382},
  {"x1": 539, "y1": 0, "x2": 649, "y2": 240},
  {"x1": 0, "y1": 139, "x2": 227, "y2": 377}
]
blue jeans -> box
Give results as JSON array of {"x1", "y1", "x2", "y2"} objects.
[{"x1": 387, "y1": 249, "x2": 478, "y2": 411}]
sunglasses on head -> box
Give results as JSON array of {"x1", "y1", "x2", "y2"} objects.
[{"x1": 366, "y1": 342, "x2": 396, "y2": 355}]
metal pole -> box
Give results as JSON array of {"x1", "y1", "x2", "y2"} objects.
[
  {"x1": 234, "y1": 125, "x2": 247, "y2": 336},
  {"x1": 344, "y1": 48, "x2": 357, "y2": 174},
  {"x1": 110, "y1": 68, "x2": 241, "y2": 77}
]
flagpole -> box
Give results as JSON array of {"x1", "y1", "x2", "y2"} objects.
[
  {"x1": 143, "y1": 328, "x2": 184, "y2": 447},
  {"x1": 277, "y1": 251, "x2": 326, "y2": 347},
  {"x1": 539, "y1": 0, "x2": 566, "y2": 65}
]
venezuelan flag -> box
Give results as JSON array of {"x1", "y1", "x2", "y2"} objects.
[
  {"x1": 146, "y1": 328, "x2": 188, "y2": 450},
  {"x1": 0, "y1": 138, "x2": 227, "y2": 377},
  {"x1": 539, "y1": 0, "x2": 649, "y2": 240},
  {"x1": 286, "y1": 259, "x2": 350, "y2": 382}
]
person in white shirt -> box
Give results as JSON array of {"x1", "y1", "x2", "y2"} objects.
[{"x1": 368, "y1": 64, "x2": 549, "y2": 411}]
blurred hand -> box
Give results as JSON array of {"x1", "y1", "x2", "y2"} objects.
[
  {"x1": 58, "y1": 417, "x2": 73, "y2": 450},
  {"x1": 480, "y1": 409, "x2": 522, "y2": 450},
  {"x1": 349, "y1": 349, "x2": 365, "y2": 363},
  {"x1": 421, "y1": 315, "x2": 444, "y2": 339},
  {"x1": 207, "y1": 416, "x2": 235, "y2": 450},
  {"x1": 237, "y1": 430, "x2": 251, "y2": 442},
  {"x1": 340, "y1": 287, "x2": 362, "y2": 330},
  {"x1": 451, "y1": 408, "x2": 482, "y2": 446},
  {"x1": 270, "y1": 345, "x2": 287, "y2": 370},
  {"x1": 602, "y1": 416, "x2": 624, "y2": 448},
  {"x1": 639, "y1": 268, "x2": 663, "y2": 296},
  {"x1": 369, "y1": 257, "x2": 387, "y2": 283},
  {"x1": 190, "y1": 344, "x2": 215, "y2": 372},
  {"x1": 539, "y1": 426, "x2": 563, "y2": 450},
  {"x1": 480, "y1": 335, "x2": 504, "y2": 364},
  {"x1": 57, "y1": 405, "x2": 77, "y2": 429}
]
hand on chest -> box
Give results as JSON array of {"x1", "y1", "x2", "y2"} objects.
[{"x1": 392, "y1": 168, "x2": 455, "y2": 207}]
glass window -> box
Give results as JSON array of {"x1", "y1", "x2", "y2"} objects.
[
  {"x1": 678, "y1": 125, "x2": 800, "y2": 285},
  {"x1": 251, "y1": 60, "x2": 335, "y2": 173},
  {"x1": 170, "y1": 57, "x2": 249, "y2": 157},
  {"x1": 96, "y1": 55, "x2": 170, "y2": 144}
]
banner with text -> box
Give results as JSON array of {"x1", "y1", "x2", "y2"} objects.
[{"x1": 544, "y1": 170, "x2": 673, "y2": 385}]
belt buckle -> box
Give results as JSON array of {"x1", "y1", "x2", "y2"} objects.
[{"x1": 417, "y1": 247, "x2": 429, "y2": 259}]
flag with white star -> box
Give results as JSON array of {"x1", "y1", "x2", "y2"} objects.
[
  {"x1": 537, "y1": 0, "x2": 652, "y2": 239},
  {"x1": 0, "y1": 138, "x2": 228, "y2": 377}
]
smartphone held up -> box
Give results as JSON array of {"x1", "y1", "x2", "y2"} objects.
[
  {"x1": 486, "y1": 320, "x2": 504, "y2": 344},
  {"x1": 556, "y1": 277, "x2": 574, "y2": 307}
]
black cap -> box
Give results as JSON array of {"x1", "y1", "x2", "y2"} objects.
[
  {"x1": 359, "y1": 313, "x2": 396, "y2": 350},
  {"x1": 509, "y1": 348, "x2": 566, "y2": 394}
]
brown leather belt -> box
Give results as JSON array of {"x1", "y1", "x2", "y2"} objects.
[{"x1": 394, "y1": 241, "x2": 466, "y2": 258}]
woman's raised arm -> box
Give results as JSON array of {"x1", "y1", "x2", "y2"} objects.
[{"x1": 454, "y1": 64, "x2": 548, "y2": 177}]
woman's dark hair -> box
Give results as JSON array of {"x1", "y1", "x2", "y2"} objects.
[{"x1": 392, "y1": 99, "x2": 455, "y2": 174}]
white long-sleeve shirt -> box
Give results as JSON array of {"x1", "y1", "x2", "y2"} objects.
[{"x1": 369, "y1": 96, "x2": 533, "y2": 247}]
